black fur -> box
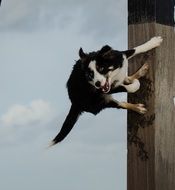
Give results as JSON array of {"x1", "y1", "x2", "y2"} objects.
[
  {"x1": 51, "y1": 46, "x2": 135, "y2": 145},
  {"x1": 96, "y1": 50, "x2": 124, "y2": 70},
  {"x1": 122, "y1": 49, "x2": 136, "y2": 58},
  {"x1": 52, "y1": 105, "x2": 80, "y2": 143}
]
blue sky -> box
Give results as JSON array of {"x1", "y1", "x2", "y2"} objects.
[{"x1": 0, "y1": 1, "x2": 127, "y2": 190}]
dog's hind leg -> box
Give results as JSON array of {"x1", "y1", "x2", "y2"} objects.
[{"x1": 106, "y1": 99, "x2": 147, "y2": 114}]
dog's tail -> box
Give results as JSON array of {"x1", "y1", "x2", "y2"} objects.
[{"x1": 50, "y1": 104, "x2": 81, "y2": 146}]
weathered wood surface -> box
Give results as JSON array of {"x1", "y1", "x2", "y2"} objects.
[
  {"x1": 128, "y1": 0, "x2": 174, "y2": 26},
  {"x1": 154, "y1": 24, "x2": 175, "y2": 190},
  {"x1": 127, "y1": 23, "x2": 175, "y2": 190}
]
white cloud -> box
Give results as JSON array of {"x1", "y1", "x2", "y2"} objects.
[
  {"x1": 0, "y1": 99, "x2": 56, "y2": 126},
  {"x1": 0, "y1": 0, "x2": 127, "y2": 42},
  {"x1": 0, "y1": 0, "x2": 83, "y2": 31}
]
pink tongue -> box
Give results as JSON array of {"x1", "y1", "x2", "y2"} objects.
[{"x1": 102, "y1": 81, "x2": 110, "y2": 93}]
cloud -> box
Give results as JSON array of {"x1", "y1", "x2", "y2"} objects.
[
  {"x1": 0, "y1": 0, "x2": 82, "y2": 31},
  {"x1": 0, "y1": 99, "x2": 56, "y2": 126},
  {"x1": 0, "y1": 99, "x2": 57, "y2": 146},
  {"x1": 0, "y1": 0, "x2": 127, "y2": 41}
]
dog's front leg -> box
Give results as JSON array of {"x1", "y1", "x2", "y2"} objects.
[
  {"x1": 123, "y1": 36, "x2": 163, "y2": 59},
  {"x1": 105, "y1": 98, "x2": 147, "y2": 114}
]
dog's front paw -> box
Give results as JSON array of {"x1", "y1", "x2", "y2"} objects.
[
  {"x1": 149, "y1": 36, "x2": 163, "y2": 48},
  {"x1": 135, "y1": 104, "x2": 147, "y2": 114}
]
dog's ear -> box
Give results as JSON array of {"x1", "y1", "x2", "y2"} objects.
[
  {"x1": 102, "y1": 50, "x2": 114, "y2": 58},
  {"x1": 79, "y1": 48, "x2": 86, "y2": 59},
  {"x1": 99, "y1": 45, "x2": 112, "y2": 55},
  {"x1": 122, "y1": 49, "x2": 135, "y2": 59},
  {"x1": 98, "y1": 45, "x2": 114, "y2": 59}
]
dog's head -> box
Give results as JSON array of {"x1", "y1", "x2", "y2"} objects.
[{"x1": 79, "y1": 45, "x2": 124, "y2": 93}]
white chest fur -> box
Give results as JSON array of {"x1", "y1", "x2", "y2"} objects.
[{"x1": 109, "y1": 55, "x2": 128, "y2": 87}]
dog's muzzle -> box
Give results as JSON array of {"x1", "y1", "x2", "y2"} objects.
[{"x1": 101, "y1": 79, "x2": 110, "y2": 93}]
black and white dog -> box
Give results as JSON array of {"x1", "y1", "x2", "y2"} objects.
[{"x1": 51, "y1": 36, "x2": 163, "y2": 145}]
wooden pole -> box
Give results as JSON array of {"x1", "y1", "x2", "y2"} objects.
[{"x1": 127, "y1": 0, "x2": 175, "y2": 190}]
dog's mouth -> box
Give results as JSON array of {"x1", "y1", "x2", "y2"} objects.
[{"x1": 101, "y1": 79, "x2": 111, "y2": 93}]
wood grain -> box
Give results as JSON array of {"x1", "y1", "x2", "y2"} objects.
[{"x1": 127, "y1": 23, "x2": 175, "y2": 190}]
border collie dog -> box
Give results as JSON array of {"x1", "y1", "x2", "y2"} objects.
[{"x1": 51, "y1": 36, "x2": 163, "y2": 145}]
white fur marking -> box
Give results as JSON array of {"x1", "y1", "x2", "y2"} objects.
[
  {"x1": 88, "y1": 61, "x2": 106, "y2": 87},
  {"x1": 108, "y1": 55, "x2": 128, "y2": 88}
]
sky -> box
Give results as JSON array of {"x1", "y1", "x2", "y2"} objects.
[{"x1": 0, "y1": 1, "x2": 128, "y2": 190}]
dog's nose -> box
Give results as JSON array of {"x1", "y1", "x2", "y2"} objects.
[{"x1": 95, "y1": 81, "x2": 101, "y2": 88}]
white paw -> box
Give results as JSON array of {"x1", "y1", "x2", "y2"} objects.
[
  {"x1": 135, "y1": 104, "x2": 147, "y2": 114},
  {"x1": 149, "y1": 36, "x2": 163, "y2": 48}
]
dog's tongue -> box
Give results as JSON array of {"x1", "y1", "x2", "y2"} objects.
[{"x1": 102, "y1": 80, "x2": 110, "y2": 93}]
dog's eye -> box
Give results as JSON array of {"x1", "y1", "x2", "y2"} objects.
[
  {"x1": 96, "y1": 65, "x2": 103, "y2": 73},
  {"x1": 108, "y1": 66, "x2": 114, "y2": 71},
  {"x1": 98, "y1": 67, "x2": 104, "y2": 73},
  {"x1": 107, "y1": 68, "x2": 113, "y2": 72}
]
